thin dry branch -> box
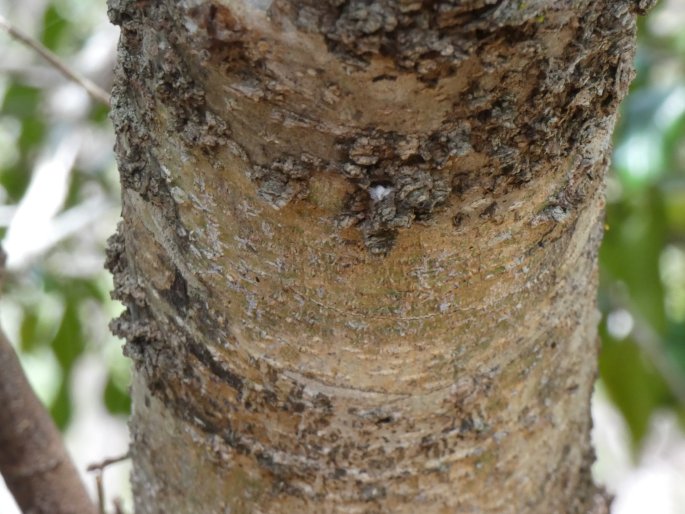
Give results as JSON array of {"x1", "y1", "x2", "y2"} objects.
[
  {"x1": 88, "y1": 453, "x2": 130, "y2": 514},
  {"x1": 87, "y1": 452, "x2": 131, "y2": 473},
  {"x1": 0, "y1": 14, "x2": 111, "y2": 108}
]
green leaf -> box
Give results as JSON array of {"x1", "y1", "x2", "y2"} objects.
[
  {"x1": 664, "y1": 322, "x2": 685, "y2": 376},
  {"x1": 89, "y1": 103, "x2": 111, "y2": 125},
  {"x1": 599, "y1": 325, "x2": 673, "y2": 445},
  {"x1": 51, "y1": 301, "x2": 85, "y2": 370},
  {"x1": 1, "y1": 85, "x2": 46, "y2": 201},
  {"x1": 49, "y1": 378, "x2": 72, "y2": 431},
  {"x1": 41, "y1": 5, "x2": 69, "y2": 52},
  {"x1": 44, "y1": 276, "x2": 106, "y2": 303},
  {"x1": 1, "y1": 84, "x2": 41, "y2": 118},
  {"x1": 103, "y1": 374, "x2": 131, "y2": 415},
  {"x1": 19, "y1": 310, "x2": 40, "y2": 353},
  {"x1": 601, "y1": 188, "x2": 668, "y2": 333}
]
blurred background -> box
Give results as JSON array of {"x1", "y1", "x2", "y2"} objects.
[{"x1": 0, "y1": 1, "x2": 683, "y2": 512}]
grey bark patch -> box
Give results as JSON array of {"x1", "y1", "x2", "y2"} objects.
[
  {"x1": 248, "y1": 157, "x2": 313, "y2": 208},
  {"x1": 363, "y1": 229, "x2": 398, "y2": 255},
  {"x1": 632, "y1": 0, "x2": 658, "y2": 15},
  {"x1": 321, "y1": 127, "x2": 467, "y2": 251},
  {"x1": 360, "y1": 483, "x2": 387, "y2": 502},
  {"x1": 104, "y1": 222, "x2": 126, "y2": 275}
]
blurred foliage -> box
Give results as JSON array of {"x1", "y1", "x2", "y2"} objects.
[
  {"x1": 0, "y1": 0, "x2": 683, "y2": 456},
  {"x1": 0, "y1": 0, "x2": 126, "y2": 433},
  {"x1": 599, "y1": 4, "x2": 685, "y2": 446}
]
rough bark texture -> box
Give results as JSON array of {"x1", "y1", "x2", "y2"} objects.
[{"x1": 107, "y1": 1, "x2": 640, "y2": 512}]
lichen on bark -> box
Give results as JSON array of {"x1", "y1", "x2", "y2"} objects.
[{"x1": 107, "y1": 1, "x2": 640, "y2": 512}]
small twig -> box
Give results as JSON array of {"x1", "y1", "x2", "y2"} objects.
[
  {"x1": 96, "y1": 473, "x2": 106, "y2": 514},
  {"x1": 113, "y1": 498, "x2": 125, "y2": 514},
  {"x1": 87, "y1": 452, "x2": 131, "y2": 473},
  {"x1": 88, "y1": 452, "x2": 130, "y2": 514},
  {"x1": 0, "y1": 14, "x2": 111, "y2": 108}
]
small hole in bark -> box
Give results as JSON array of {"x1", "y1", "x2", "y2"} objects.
[{"x1": 476, "y1": 109, "x2": 492, "y2": 123}]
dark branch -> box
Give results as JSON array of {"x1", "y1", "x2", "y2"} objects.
[{"x1": 0, "y1": 248, "x2": 98, "y2": 514}]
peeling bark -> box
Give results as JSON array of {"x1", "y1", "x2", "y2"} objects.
[{"x1": 107, "y1": 1, "x2": 639, "y2": 512}]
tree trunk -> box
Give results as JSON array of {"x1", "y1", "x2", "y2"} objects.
[{"x1": 106, "y1": 1, "x2": 639, "y2": 512}]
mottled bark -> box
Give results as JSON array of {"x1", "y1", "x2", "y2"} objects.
[{"x1": 107, "y1": 1, "x2": 641, "y2": 512}]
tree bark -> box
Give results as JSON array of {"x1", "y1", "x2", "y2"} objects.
[{"x1": 106, "y1": 1, "x2": 640, "y2": 512}]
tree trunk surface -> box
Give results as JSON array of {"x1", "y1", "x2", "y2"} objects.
[{"x1": 106, "y1": 1, "x2": 637, "y2": 512}]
